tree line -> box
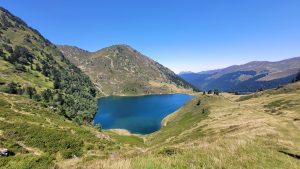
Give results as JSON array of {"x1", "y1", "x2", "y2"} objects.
[{"x1": 0, "y1": 42, "x2": 97, "y2": 125}]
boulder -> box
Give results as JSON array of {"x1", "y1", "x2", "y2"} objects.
[{"x1": 0, "y1": 148, "x2": 9, "y2": 157}]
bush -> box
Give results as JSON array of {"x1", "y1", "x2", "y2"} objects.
[
  {"x1": 41, "y1": 89, "x2": 53, "y2": 102},
  {"x1": 6, "y1": 82, "x2": 18, "y2": 94},
  {"x1": 26, "y1": 86, "x2": 37, "y2": 99},
  {"x1": 94, "y1": 123, "x2": 102, "y2": 132},
  {"x1": 196, "y1": 100, "x2": 201, "y2": 106},
  {"x1": 214, "y1": 89, "x2": 220, "y2": 95},
  {"x1": 0, "y1": 48, "x2": 4, "y2": 57},
  {"x1": 2, "y1": 44, "x2": 13, "y2": 54},
  {"x1": 8, "y1": 46, "x2": 33, "y2": 65},
  {"x1": 33, "y1": 93, "x2": 42, "y2": 101},
  {"x1": 159, "y1": 147, "x2": 180, "y2": 156}
]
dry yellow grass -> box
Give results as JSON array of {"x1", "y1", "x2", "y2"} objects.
[{"x1": 77, "y1": 82, "x2": 300, "y2": 169}]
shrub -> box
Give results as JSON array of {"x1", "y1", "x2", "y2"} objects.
[
  {"x1": 33, "y1": 93, "x2": 42, "y2": 101},
  {"x1": 9, "y1": 46, "x2": 33, "y2": 65},
  {"x1": 159, "y1": 147, "x2": 180, "y2": 156},
  {"x1": 94, "y1": 123, "x2": 102, "y2": 132},
  {"x1": 41, "y1": 89, "x2": 53, "y2": 102},
  {"x1": 26, "y1": 86, "x2": 37, "y2": 99},
  {"x1": 207, "y1": 90, "x2": 212, "y2": 94},
  {"x1": 213, "y1": 89, "x2": 220, "y2": 95},
  {"x1": 6, "y1": 82, "x2": 18, "y2": 94},
  {"x1": 196, "y1": 100, "x2": 201, "y2": 106}
]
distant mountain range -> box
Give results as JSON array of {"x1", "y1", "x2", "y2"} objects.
[
  {"x1": 58, "y1": 45, "x2": 195, "y2": 95},
  {"x1": 179, "y1": 57, "x2": 300, "y2": 92}
]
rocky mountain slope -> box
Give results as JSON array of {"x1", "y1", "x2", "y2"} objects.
[
  {"x1": 0, "y1": 7, "x2": 97, "y2": 123},
  {"x1": 58, "y1": 45, "x2": 196, "y2": 95},
  {"x1": 180, "y1": 57, "x2": 300, "y2": 92}
]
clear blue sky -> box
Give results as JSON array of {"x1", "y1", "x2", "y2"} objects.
[{"x1": 1, "y1": 0, "x2": 300, "y2": 73}]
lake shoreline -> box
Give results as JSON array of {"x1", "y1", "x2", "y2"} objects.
[
  {"x1": 94, "y1": 93, "x2": 194, "y2": 134},
  {"x1": 97, "y1": 92, "x2": 197, "y2": 99}
]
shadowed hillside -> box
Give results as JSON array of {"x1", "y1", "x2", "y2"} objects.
[{"x1": 180, "y1": 57, "x2": 300, "y2": 92}]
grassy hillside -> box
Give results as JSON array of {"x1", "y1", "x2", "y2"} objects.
[
  {"x1": 0, "y1": 93, "x2": 146, "y2": 169},
  {"x1": 2, "y1": 78, "x2": 299, "y2": 169},
  {"x1": 0, "y1": 7, "x2": 97, "y2": 123},
  {"x1": 80, "y1": 82, "x2": 300, "y2": 169},
  {"x1": 58, "y1": 45, "x2": 196, "y2": 96}
]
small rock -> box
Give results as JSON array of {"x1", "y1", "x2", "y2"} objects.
[{"x1": 0, "y1": 148, "x2": 9, "y2": 157}]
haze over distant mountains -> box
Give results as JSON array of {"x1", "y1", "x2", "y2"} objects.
[
  {"x1": 180, "y1": 57, "x2": 300, "y2": 92},
  {"x1": 58, "y1": 45, "x2": 195, "y2": 95}
]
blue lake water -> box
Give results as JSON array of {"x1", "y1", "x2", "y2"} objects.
[{"x1": 93, "y1": 94, "x2": 194, "y2": 134}]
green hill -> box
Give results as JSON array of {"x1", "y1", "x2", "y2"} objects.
[
  {"x1": 58, "y1": 45, "x2": 196, "y2": 96},
  {"x1": 80, "y1": 82, "x2": 300, "y2": 169},
  {"x1": 0, "y1": 7, "x2": 97, "y2": 123}
]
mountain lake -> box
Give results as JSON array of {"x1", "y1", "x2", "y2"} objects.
[{"x1": 93, "y1": 94, "x2": 194, "y2": 134}]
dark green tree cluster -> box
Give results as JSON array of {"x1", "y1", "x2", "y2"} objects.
[
  {"x1": 4, "y1": 46, "x2": 34, "y2": 71},
  {"x1": 213, "y1": 89, "x2": 220, "y2": 95},
  {"x1": 5, "y1": 82, "x2": 24, "y2": 95},
  {"x1": 37, "y1": 56, "x2": 97, "y2": 124},
  {"x1": 7, "y1": 46, "x2": 33, "y2": 65},
  {"x1": 207, "y1": 89, "x2": 220, "y2": 95},
  {"x1": 0, "y1": 41, "x2": 97, "y2": 125}
]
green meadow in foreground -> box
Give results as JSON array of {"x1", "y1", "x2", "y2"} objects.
[{"x1": 1, "y1": 82, "x2": 300, "y2": 168}]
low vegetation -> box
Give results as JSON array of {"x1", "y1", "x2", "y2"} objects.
[
  {"x1": 79, "y1": 82, "x2": 300, "y2": 169},
  {"x1": 0, "y1": 7, "x2": 97, "y2": 124},
  {"x1": 58, "y1": 45, "x2": 197, "y2": 96},
  {"x1": 0, "y1": 93, "x2": 140, "y2": 168}
]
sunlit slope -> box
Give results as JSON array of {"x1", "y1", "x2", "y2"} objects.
[
  {"x1": 82, "y1": 82, "x2": 300, "y2": 168},
  {"x1": 58, "y1": 45, "x2": 196, "y2": 96},
  {"x1": 142, "y1": 82, "x2": 300, "y2": 168},
  {"x1": 0, "y1": 93, "x2": 146, "y2": 169},
  {"x1": 0, "y1": 7, "x2": 97, "y2": 122}
]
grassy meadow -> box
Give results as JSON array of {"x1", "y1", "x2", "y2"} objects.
[
  {"x1": 80, "y1": 82, "x2": 300, "y2": 169},
  {"x1": 1, "y1": 81, "x2": 300, "y2": 168}
]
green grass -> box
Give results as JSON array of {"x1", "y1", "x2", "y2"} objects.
[
  {"x1": 237, "y1": 93, "x2": 261, "y2": 101},
  {"x1": 145, "y1": 95, "x2": 213, "y2": 147},
  {"x1": 107, "y1": 132, "x2": 145, "y2": 147},
  {"x1": 2, "y1": 81, "x2": 300, "y2": 169},
  {"x1": 0, "y1": 58, "x2": 53, "y2": 92},
  {"x1": 0, "y1": 93, "x2": 120, "y2": 168}
]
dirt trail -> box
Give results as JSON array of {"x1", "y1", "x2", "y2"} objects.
[{"x1": 17, "y1": 141, "x2": 43, "y2": 156}]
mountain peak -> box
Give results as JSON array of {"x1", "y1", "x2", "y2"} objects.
[{"x1": 58, "y1": 44, "x2": 195, "y2": 95}]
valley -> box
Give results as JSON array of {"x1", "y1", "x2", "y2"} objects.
[{"x1": 0, "y1": 5, "x2": 300, "y2": 169}]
